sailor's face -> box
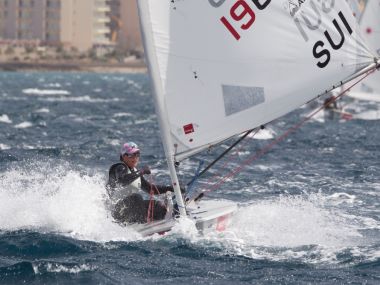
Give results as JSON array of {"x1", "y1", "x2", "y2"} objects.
[{"x1": 123, "y1": 153, "x2": 140, "y2": 168}]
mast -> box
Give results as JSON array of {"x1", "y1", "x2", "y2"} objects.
[{"x1": 137, "y1": 1, "x2": 186, "y2": 216}]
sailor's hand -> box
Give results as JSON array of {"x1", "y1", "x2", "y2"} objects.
[
  {"x1": 169, "y1": 185, "x2": 185, "y2": 193},
  {"x1": 140, "y1": 166, "x2": 151, "y2": 175}
]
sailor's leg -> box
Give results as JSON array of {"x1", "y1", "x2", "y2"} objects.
[
  {"x1": 143, "y1": 199, "x2": 168, "y2": 221},
  {"x1": 113, "y1": 194, "x2": 146, "y2": 224},
  {"x1": 153, "y1": 201, "x2": 168, "y2": 221}
]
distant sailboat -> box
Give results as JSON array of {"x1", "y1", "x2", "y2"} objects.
[{"x1": 134, "y1": 0, "x2": 379, "y2": 236}]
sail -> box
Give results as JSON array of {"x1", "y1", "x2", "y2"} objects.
[
  {"x1": 349, "y1": 0, "x2": 380, "y2": 95},
  {"x1": 138, "y1": 0, "x2": 377, "y2": 161},
  {"x1": 346, "y1": 0, "x2": 367, "y2": 21}
]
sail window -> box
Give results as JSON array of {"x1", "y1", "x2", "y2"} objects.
[{"x1": 222, "y1": 85, "x2": 265, "y2": 116}]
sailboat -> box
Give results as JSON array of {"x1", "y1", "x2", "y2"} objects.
[
  {"x1": 133, "y1": 0, "x2": 379, "y2": 236},
  {"x1": 345, "y1": 0, "x2": 380, "y2": 102}
]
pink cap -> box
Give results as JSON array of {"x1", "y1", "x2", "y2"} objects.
[{"x1": 121, "y1": 142, "x2": 140, "y2": 156}]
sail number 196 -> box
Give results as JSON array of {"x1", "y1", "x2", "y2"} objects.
[{"x1": 218, "y1": 0, "x2": 271, "y2": 40}]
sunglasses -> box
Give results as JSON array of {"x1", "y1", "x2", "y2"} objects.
[{"x1": 125, "y1": 152, "x2": 140, "y2": 158}]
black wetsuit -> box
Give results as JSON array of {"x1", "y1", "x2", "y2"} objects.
[
  {"x1": 324, "y1": 98, "x2": 338, "y2": 110},
  {"x1": 106, "y1": 162, "x2": 174, "y2": 224},
  {"x1": 324, "y1": 97, "x2": 339, "y2": 120}
]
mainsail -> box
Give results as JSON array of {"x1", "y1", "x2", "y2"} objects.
[
  {"x1": 347, "y1": 0, "x2": 380, "y2": 96},
  {"x1": 137, "y1": 0, "x2": 378, "y2": 216},
  {"x1": 138, "y1": 0, "x2": 376, "y2": 164}
]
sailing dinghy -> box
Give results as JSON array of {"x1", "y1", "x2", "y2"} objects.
[{"x1": 132, "y1": 0, "x2": 379, "y2": 236}]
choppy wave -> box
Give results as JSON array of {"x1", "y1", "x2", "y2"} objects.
[
  {"x1": 39, "y1": 95, "x2": 120, "y2": 103},
  {"x1": 1, "y1": 160, "x2": 378, "y2": 265},
  {"x1": 43, "y1": 83, "x2": 62, "y2": 88},
  {"x1": 163, "y1": 195, "x2": 378, "y2": 263},
  {"x1": 355, "y1": 110, "x2": 380, "y2": 120},
  {"x1": 34, "y1": 262, "x2": 95, "y2": 274},
  {"x1": 34, "y1": 108, "x2": 50, "y2": 113},
  {"x1": 113, "y1": 112, "x2": 133, "y2": 118},
  {"x1": 14, "y1": 122, "x2": 33, "y2": 129},
  {"x1": 0, "y1": 114, "x2": 12, "y2": 124},
  {"x1": 22, "y1": 89, "x2": 71, "y2": 96},
  {"x1": 250, "y1": 127, "x2": 276, "y2": 140},
  {"x1": 0, "y1": 162, "x2": 140, "y2": 242},
  {"x1": 0, "y1": 144, "x2": 10, "y2": 150}
]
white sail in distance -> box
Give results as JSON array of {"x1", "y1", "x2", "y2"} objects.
[
  {"x1": 138, "y1": 0, "x2": 377, "y2": 162},
  {"x1": 347, "y1": 0, "x2": 380, "y2": 96}
]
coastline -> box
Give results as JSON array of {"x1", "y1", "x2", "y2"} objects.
[{"x1": 0, "y1": 60, "x2": 148, "y2": 74}]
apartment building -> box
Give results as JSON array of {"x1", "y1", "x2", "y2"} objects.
[
  {"x1": 107, "y1": 0, "x2": 121, "y2": 43},
  {"x1": 106, "y1": 0, "x2": 142, "y2": 52},
  {"x1": 0, "y1": 0, "x2": 58, "y2": 42},
  {"x1": 60, "y1": 0, "x2": 111, "y2": 51},
  {"x1": 0, "y1": 0, "x2": 111, "y2": 51},
  {"x1": 119, "y1": 0, "x2": 142, "y2": 52}
]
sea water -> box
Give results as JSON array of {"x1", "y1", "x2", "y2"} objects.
[{"x1": 0, "y1": 72, "x2": 379, "y2": 284}]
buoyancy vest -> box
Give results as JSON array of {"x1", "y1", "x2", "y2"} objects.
[
  {"x1": 107, "y1": 163, "x2": 143, "y2": 201},
  {"x1": 125, "y1": 166, "x2": 142, "y2": 194}
]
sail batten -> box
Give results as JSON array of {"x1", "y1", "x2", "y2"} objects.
[{"x1": 138, "y1": 0, "x2": 376, "y2": 161}]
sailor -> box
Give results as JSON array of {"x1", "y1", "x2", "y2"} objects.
[
  {"x1": 324, "y1": 94, "x2": 340, "y2": 120},
  {"x1": 324, "y1": 95, "x2": 339, "y2": 110},
  {"x1": 106, "y1": 142, "x2": 181, "y2": 224}
]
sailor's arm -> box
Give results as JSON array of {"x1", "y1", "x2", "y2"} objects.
[
  {"x1": 114, "y1": 165, "x2": 141, "y2": 185},
  {"x1": 140, "y1": 176, "x2": 174, "y2": 194},
  {"x1": 140, "y1": 176, "x2": 186, "y2": 195}
]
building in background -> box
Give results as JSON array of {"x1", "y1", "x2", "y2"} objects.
[
  {"x1": 106, "y1": 0, "x2": 142, "y2": 54},
  {"x1": 119, "y1": 0, "x2": 142, "y2": 53},
  {"x1": 107, "y1": 0, "x2": 122, "y2": 44},
  {"x1": 0, "y1": 0, "x2": 112, "y2": 52},
  {"x1": 60, "y1": 0, "x2": 112, "y2": 51},
  {"x1": 0, "y1": 0, "x2": 57, "y2": 44}
]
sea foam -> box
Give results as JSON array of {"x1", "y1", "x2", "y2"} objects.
[
  {"x1": 0, "y1": 162, "x2": 141, "y2": 242},
  {"x1": 22, "y1": 88, "x2": 71, "y2": 96},
  {"x1": 0, "y1": 114, "x2": 12, "y2": 124}
]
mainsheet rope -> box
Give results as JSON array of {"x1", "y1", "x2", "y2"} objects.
[
  {"x1": 185, "y1": 129, "x2": 260, "y2": 204},
  {"x1": 201, "y1": 66, "x2": 377, "y2": 196},
  {"x1": 147, "y1": 175, "x2": 161, "y2": 223}
]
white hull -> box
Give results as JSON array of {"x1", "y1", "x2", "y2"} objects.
[
  {"x1": 346, "y1": 91, "x2": 380, "y2": 103},
  {"x1": 132, "y1": 200, "x2": 237, "y2": 237},
  {"x1": 307, "y1": 107, "x2": 353, "y2": 122}
]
